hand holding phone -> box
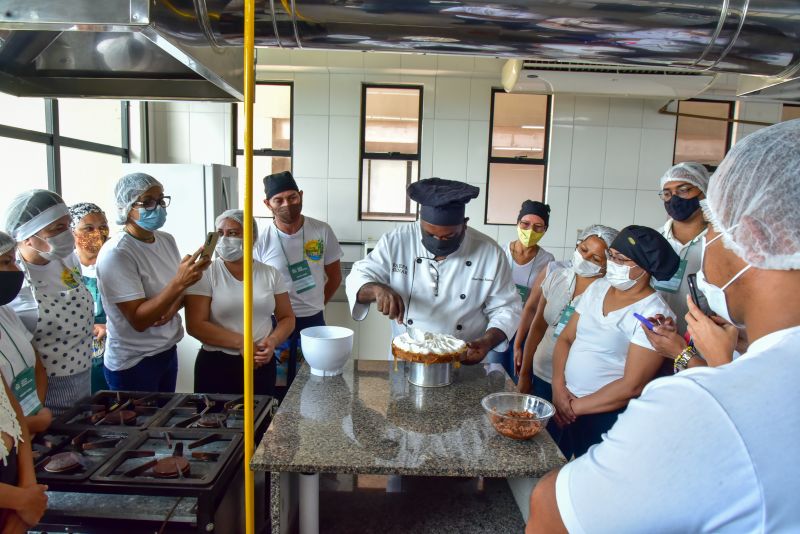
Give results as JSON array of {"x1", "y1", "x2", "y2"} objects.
[
  {"x1": 633, "y1": 313, "x2": 655, "y2": 331},
  {"x1": 199, "y1": 232, "x2": 219, "y2": 261},
  {"x1": 686, "y1": 274, "x2": 714, "y2": 317}
]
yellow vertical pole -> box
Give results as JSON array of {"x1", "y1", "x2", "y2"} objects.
[{"x1": 242, "y1": 0, "x2": 256, "y2": 532}]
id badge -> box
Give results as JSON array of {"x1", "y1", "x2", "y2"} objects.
[
  {"x1": 653, "y1": 259, "x2": 688, "y2": 294},
  {"x1": 288, "y1": 260, "x2": 316, "y2": 294},
  {"x1": 515, "y1": 284, "x2": 530, "y2": 303},
  {"x1": 553, "y1": 305, "x2": 576, "y2": 339},
  {"x1": 12, "y1": 366, "x2": 42, "y2": 416}
]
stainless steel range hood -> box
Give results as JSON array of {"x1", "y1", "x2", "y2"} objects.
[
  {"x1": 1, "y1": 0, "x2": 799, "y2": 101},
  {"x1": 0, "y1": 0, "x2": 243, "y2": 100}
]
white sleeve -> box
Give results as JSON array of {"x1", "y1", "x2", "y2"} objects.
[
  {"x1": 96, "y1": 247, "x2": 147, "y2": 304},
  {"x1": 7, "y1": 285, "x2": 38, "y2": 334},
  {"x1": 345, "y1": 233, "x2": 394, "y2": 321},
  {"x1": 185, "y1": 267, "x2": 213, "y2": 297},
  {"x1": 555, "y1": 377, "x2": 755, "y2": 534},
  {"x1": 270, "y1": 265, "x2": 290, "y2": 295},
  {"x1": 323, "y1": 223, "x2": 343, "y2": 266},
  {"x1": 630, "y1": 298, "x2": 677, "y2": 350},
  {"x1": 483, "y1": 249, "x2": 522, "y2": 351}
]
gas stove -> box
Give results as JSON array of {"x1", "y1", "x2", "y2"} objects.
[{"x1": 39, "y1": 390, "x2": 274, "y2": 533}]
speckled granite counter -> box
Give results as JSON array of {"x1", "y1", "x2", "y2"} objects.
[{"x1": 252, "y1": 360, "x2": 566, "y2": 533}]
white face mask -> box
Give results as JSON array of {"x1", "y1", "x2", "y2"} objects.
[
  {"x1": 696, "y1": 233, "x2": 751, "y2": 326},
  {"x1": 571, "y1": 248, "x2": 602, "y2": 278},
  {"x1": 605, "y1": 260, "x2": 644, "y2": 291},
  {"x1": 215, "y1": 236, "x2": 243, "y2": 262},
  {"x1": 33, "y1": 229, "x2": 75, "y2": 261}
]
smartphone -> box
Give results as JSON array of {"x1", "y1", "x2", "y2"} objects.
[
  {"x1": 199, "y1": 231, "x2": 219, "y2": 260},
  {"x1": 686, "y1": 274, "x2": 715, "y2": 317},
  {"x1": 633, "y1": 313, "x2": 655, "y2": 331}
]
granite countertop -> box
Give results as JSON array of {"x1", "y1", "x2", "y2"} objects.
[{"x1": 252, "y1": 360, "x2": 565, "y2": 478}]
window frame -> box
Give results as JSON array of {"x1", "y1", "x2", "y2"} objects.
[
  {"x1": 672, "y1": 98, "x2": 734, "y2": 171},
  {"x1": 0, "y1": 99, "x2": 131, "y2": 194},
  {"x1": 230, "y1": 81, "x2": 294, "y2": 175},
  {"x1": 485, "y1": 88, "x2": 552, "y2": 225},
  {"x1": 358, "y1": 83, "x2": 424, "y2": 221},
  {"x1": 782, "y1": 103, "x2": 800, "y2": 122}
]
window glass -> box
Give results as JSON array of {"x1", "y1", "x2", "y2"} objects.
[
  {"x1": 59, "y1": 148, "x2": 123, "y2": 220},
  {"x1": 674, "y1": 100, "x2": 732, "y2": 167},
  {"x1": 490, "y1": 93, "x2": 548, "y2": 159},
  {"x1": 364, "y1": 86, "x2": 420, "y2": 155},
  {"x1": 360, "y1": 159, "x2": 418, "y2": 220},
  {"x1": 782, "y1": 105, "x2": 800, "y2": 122},
  {"x1": 486, "y1": 163, "x2": 545, "y2": 225},
  {"x1": 236, "y1": 155, "x2": 291, "y2": 218},
  {"x1": 0, "y1": 138, "x2": 48, "y2": 209},
  {"x1": 59, "y1": 99, "x2": 122, "y2": 146},
  {"x1": 237, "y1": 84, "x2": 292, "y2": 150},
  {"x1": 0, "y1": 93, "x2": 45, "y2": 132}
]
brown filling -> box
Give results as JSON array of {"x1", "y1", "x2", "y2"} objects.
[{"x1": 490, "y1": 408, "x2": 544, "y2": 440}]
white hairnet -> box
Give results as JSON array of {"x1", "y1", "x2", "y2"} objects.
[
  {"x1": 3, "y1": 189, "x2": 69, "y2": 241},
  {"x1": 578, "y1": 224, "x2": 619, "y2": 248},
  {"x1": 660, "y1": 162, "x2": 710, "y2": 194},
  {"x1": 214, "y1": 209, "x2": 258, "y2": 241},
  {"x1": 702, "y1": 119, "x2": 800, "y2": 270},
  {"x1": 0, "y1": 231, "x2": 15, "y2": 256},
  {"x1": 114, "y1": 173, "x2": 163, "y2": 225}
]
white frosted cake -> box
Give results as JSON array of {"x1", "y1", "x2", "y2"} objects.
[{"x1": 391, "y1": 329, "x2": 467, "y2": 365}]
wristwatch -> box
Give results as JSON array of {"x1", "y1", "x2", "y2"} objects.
[{"x1": 673, "y1": 345, "x2": 698, "y2": 373}]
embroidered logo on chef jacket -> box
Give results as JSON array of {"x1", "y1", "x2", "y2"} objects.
[
  {"x1": 391, "y1": 263, "x2": 408, "y2": 275},
  {"x1": 61, "y1": 266, "x2": 82, "y2": 289},
  {"x1": 471, "y1": 276, "x2": 495, "y2": 282},
  {"x1": 304, "y1": 239, "x2": 324, "y2": 262}
]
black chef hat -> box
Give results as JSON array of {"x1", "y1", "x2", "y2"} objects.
[
  {"x1": 407, "y1": 178, "x2": 480, "y2": 225},
  {"x1": 518, "y1": 200, "x2": 550, "y2": 226},
  {"x1": 264, "y1": 171, "x2": 299, "y2": 199},
  {"x1": 610, "y1": 225, "x2": 680, "y2": 282}
]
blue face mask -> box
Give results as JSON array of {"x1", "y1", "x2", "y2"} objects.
[{"x1": 134, "y1": 206, "x2": 167, "y2": 231}]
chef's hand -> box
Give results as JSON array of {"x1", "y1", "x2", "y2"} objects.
[
  {"x1": 685, "y1": 295, "x2": 736, "y2": 367},
  {"x1": 463, "y1": 328, "x2": 506, "y2": 365},
  {"x1": 642, "y1": 315, "x2": 686, "y2": 360},
  {"x1": 367, "y1": 283, "x2": 405, "y2": 323}
]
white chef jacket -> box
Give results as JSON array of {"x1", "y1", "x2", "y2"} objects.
[{"x1": 345, "y1": 223, "x2": 521, "y2": 356}]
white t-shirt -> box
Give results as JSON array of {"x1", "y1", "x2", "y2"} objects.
[
  {"x1": 0, "y1": 306, "x2": 36, "y2": 386},
  {"x1": 503, "y1": 242, "x2": 555, "y2": 298},
  {"x1": 659, "y1": 220, "x2": 706, "y2": 332},
  {"x1": 533, "y1": 262, "x2": 577, "y2": 383},
  {"x1": 254, "y1": 216, "x2": 342, "y2": 318},
  {"x1": 186, "y1": 259, "x2": 289, "y2": 355},
  {"x1": 565, "y1": 278, "x2": 674, "y2": 397},
  {"x1": 556, "y1": 325, "x2": 800, "y2": 533},
  {"x1": 96, "y1": 231, "x2": 184, "y2": 371}
]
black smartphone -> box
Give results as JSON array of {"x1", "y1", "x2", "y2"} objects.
[{"x1": 686, "y1": 273, "x2": 714, "y2": 317}]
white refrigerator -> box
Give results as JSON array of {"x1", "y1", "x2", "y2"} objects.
[{"x1": 121, "y1": 163, "x2": 239, "y2": 392}]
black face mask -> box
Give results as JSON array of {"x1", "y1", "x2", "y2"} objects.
[
  {"x1": 421, "y1": 228, "x2": 465, "y2": 258},
  {"x1": 665, "y1": 196, "x2": 700, "y2": 222},
  {"x1": 0, "y1": 271, "x2": 24, "y2": 306}
]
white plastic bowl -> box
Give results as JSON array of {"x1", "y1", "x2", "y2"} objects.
[{"x1": 300, "y1": 326, "x2": 354, "y2": 377}]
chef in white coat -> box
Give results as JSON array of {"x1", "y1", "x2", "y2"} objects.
[{"x1": 346, "y1": 178, "x2": 521, "y2": 364}]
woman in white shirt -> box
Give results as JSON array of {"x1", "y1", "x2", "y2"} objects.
[
  {"x1": 551, "y1": 225, "x2": 679, "y2": 457},
  {"x1": 96, "y1": 173, "x2": 209, "y2": 392},
  {"x1": 3, "y1": 190, "x2": 93, "y2": 416},
  {"x1": 186, "y1": 210, "x2": 295, "y2": 395},
  {"x1": 517, "y1": 225, "x2": 618, "y2": 455}
]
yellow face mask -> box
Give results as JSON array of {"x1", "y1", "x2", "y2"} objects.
[{"x1": 517, "y1": 226, "x2": 544, "y2": 248}]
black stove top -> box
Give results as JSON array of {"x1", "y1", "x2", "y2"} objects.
[
  {"x1": 32, "y1": 428, "x2": 134, "y2": 483},
  {"x1": 53, "y1": 391, "x2": 179, "y2": 430},
  {"x1": 149, "y1": 393, "x2": 271, "y2": 432}
]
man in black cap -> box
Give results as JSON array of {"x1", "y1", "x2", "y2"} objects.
[
  {"x1": 345, "y1": 178, "x2": 521, "y2": 363},
  {"x1": 254, "y1": 171, "x2": 342, "y2": 390}
]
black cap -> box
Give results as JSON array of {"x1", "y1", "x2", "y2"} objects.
[
  {"x1": 264, "y1": 171, "x2": 299, "y2": 199},
  {"x1": 610, "y1": 225, "x2": 680, "y2": 282},
  {"x1": 407, "y1": 178, "x2": 479, "y2": 225},
  {"x1": 518, "y1": 200, "x2": 550, "y2": 226}
]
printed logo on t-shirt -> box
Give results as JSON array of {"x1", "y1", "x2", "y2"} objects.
[
  {"x1": 61, "y1": 266, "x2": 82, "y2": 289},
  {"x1": 304, "y1": 239, "x2": 324, "y2": 262}
]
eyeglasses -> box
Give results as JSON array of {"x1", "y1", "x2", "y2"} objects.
[
  {"x1": 658, "y1": 185, "x2": 696, "y2": 201},
  {"x1": 133, "y1": 196, "x2": 171, "y2": 211},
  {"x1": 606, "y1": 250, "x2": 635, "y2": 265},
  {"x1": 518, "y1": 220, "x2": 547, "y2": 233}
]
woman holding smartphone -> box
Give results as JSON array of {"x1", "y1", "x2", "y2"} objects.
[{"x1": 96, "y1": 173, "x2": 210, "y2": 392}]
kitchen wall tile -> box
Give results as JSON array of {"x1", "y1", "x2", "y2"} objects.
[
  {"x1": 608, "y1": 99, "x2": 644, "y2": 128},
  {"x1": 294, "y1": 73, "x2": 330, "y2": 116},
  {"x1": 469, "y1": 78, "x2": 496, "y2": 121},
  {"x1": 473, "y1": 57, "x2": 504, "y2": 74},
  {"x1": 497, "y1": 225, "x2": 519, "y2": 247},
  {"x1": 188, "y1": 112, "x2": 227, "y2": 164},
  {"x1": 363, "y1": 52, "x2": 403, "y2": 70},
  {"x1": 294, "y1": 177, "x2": 328, "y2": 221},
  {"x1": 636, "y1": 128, "x2": 676, "y2": 190},
  {"x1": 401, "y1": 54, "x2": 438, "y2": 72},
  {"x1": 362, "y1": 220, "x2": 402, "y2": 243},
  {"x1": 465, "y1": 188, "x2": 498, "y2": 242},
  {"x1": 329, "y1": 74, "x2": 364, "y2": 117},
  {"x1": 642, "y1": 100, "x2": 676, "y2": 130},
  {"x1": 552, "y1": 94, "x2": 575, "y2": 125},
  {"x1": 364, "y1": 74, "x2": 402, "y2": 84},
  {"x1": 157, "y1": 101, "x2": 189, "y2": 113},
  {"x1": 293, "y1": 115, "x2": 329, "y2": 179},
  {"x1": 398, "y1": 75, "x2": 436, "y2": 117},
  {"x1": 566, "y1": 188, "x2": 604, "y2": 244},
  {"x1": 256, "y1": 70, "x2": 294, "y2": 82},
  {"x1": 324, "y1": 303, "x2": 360, "y2": 358},
  {"x1": 436, "y1": 55, "x2": 475, "y2": 74},
  {"x1": 419, "y1": 118, "x2": 434, "y2": 179},
  {"x1": 541, "y1": 185, "x2": 569, "y2": 248},
  {"x1": 153, "y1": 111, "x2": 190, "y2": 163},
  {"x1": 603, "y1": 127, "x2": 641, "y2": 189},
  {"x1": 357, "y1": 308, "x2": 392, "y2": 360},
  {"x1": 432, "y1": 119, "x2": 470, "y2": 181},
  {"x1": 257, "y1": 48, "x2": 293, "y2": 67},
  {"x1": 600, "y1": 188, "x2": 637, "y2": 231},
  {"x1": 547, "y1": 124, "x2": 573, "y2": 187},
  {"x1": 434, "y1": 77, "x2": 472, "y2": 120},
  {"x1": 327, "y1": 178, "x2": 362, "y2": 241},
  {"x1": 326, "y1": 50, "x2": 364, "y2": 70},
  {"x1": 545, "y1": 247, "x2": 567, "y2": 262},
  {"x1": 466, "y1": 120, "x2": 490, "y2": 185},
  {"x1": 570, "y1": 125, "x2": 607, "y2": 187},
  {"x1": 574, "y1": 96, "x2": 610, "y2": 125},
  {"x1": 290, "y1": 50, "x2": 328, "y2": 68},
  {"x1": 188, "y1": 101, "x2": 228, "y2": 114},
  {"x1": 634, "y1": 189, "x2": 669, "y2": 230},
  {"x1": 328, "y1": 116, "x2": 360, "y2": 179}
]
